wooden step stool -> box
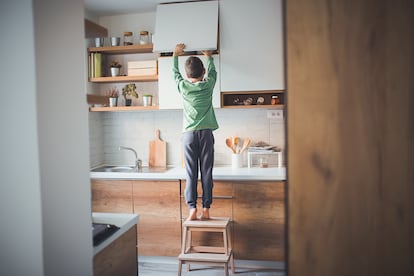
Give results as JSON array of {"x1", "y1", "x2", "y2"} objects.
[{"x1": 178, "y1": 217, "x2": 235, "y2": 276}]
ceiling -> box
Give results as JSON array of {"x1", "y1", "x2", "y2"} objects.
[{"x1": 84, "y1": 0, "x2": 199, "y2": 16}]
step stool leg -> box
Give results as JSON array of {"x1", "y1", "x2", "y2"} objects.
[
  {"x1": 227, "y1": 224, "x2": 235, "y2": 274},
  {"x1": 177, "y1": 260, "x2": 182, "y2": 276},
  {"x1": 223, "y1": 229, "x2": 228, "y2": 255},
  {"x1": 230, "y1": 253, "x2": 235, "y2": 274},
  {"x1": 181, "y1": 226, "x2": 188, "y2": 254},
  {"x1": 224, "y1": 262, "x2": 229, "y2": 276}
]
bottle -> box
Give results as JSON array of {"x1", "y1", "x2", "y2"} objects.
[
  {"x1": 123, "y1": 31, "x2": 133, "y2": 46},
  {"x1": 139, "y1": 31, "x2": 149, "y2": 45}
]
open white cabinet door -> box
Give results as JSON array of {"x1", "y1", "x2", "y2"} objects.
[{"x1": 153, "y1": 0, "x2": 218, "y2": 52}]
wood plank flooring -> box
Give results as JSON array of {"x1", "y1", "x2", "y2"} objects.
[{"x1": 138, "y1": 256, "x2": 285, "y2": 276}]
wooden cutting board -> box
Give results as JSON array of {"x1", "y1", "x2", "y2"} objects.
[{"x1": 149, "y1": 129, "x2": 167, "y2": 167}]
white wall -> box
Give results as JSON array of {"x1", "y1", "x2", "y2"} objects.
[
  {"x1": 0, "y1": 1, "x2": 44, "y2": 275},
  {"x1": 0, "y1": 1, "x2": 93, "y2": 276},
  {"x1": 34, "y1": 0, "x2": 93, "y2": 275},
  {"x1": 99, "y1": 12, "x2": 156, "y2": 45},
  {"x1": 89, "y1": 108, "x2": 285, "y2": 168}
]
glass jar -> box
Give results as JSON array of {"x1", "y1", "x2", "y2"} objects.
[
  {"x1": 123, "y1": 31, "x2": 133, "y2": 46},
  {"x1": 259, "y1": 157, "x2": 268, "y2": 168},
  {"x1": 271, "y1": 95, "x2": 280, "y2": 105},
  {"x1": 139, "y1": 31, "x2": 149, "y2": 45}
]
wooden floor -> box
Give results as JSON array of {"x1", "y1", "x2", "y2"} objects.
[{"x1": 138, "y1": 256, "x2": 285, "y2": 276}]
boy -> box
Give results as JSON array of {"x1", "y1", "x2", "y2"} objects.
[{"x1": 173, "y1": 43, "x2": 218, "y2": 220}]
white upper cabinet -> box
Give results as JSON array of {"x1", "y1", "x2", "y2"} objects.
[
  {"x1": 219, "y1": 0, "x2": 285, "y2": 91},
  {"x1": 158, "y1": 55, "x2": 221, "y2": 109},
  {"x1": 153, "y1": 1, "x2": 219, "y2": 52}
]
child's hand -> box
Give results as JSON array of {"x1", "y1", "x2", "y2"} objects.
[
  {"x1": 201, "y1": 50, "x2": 213, "y2": 57},
  {"x1": 174, "y1": 43, "x2": 186, "y2": 56}
]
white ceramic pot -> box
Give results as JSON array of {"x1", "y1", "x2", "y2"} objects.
[
  {"x1": 143, "y1": 95, "x2": 153, "y2": 106},
  {"x1": 108, "y1": 97, "x2": 117, "y2": 107},
  {"x1": 110, "y1": 67, "x2": 120, "y2": 77}
]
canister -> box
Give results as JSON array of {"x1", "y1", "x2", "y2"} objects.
[
  {"x1": 271, "y1": 95, "x2": 280, "y2": 105},
  {"x1": 123, "y1": 31, "x2": 133, "y2": 45},
  {"x1": 139, "y1": 31, "x2": 150, "y2": 45}
]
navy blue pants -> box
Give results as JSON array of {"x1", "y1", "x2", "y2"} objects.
[{"x1": 182, "y1": 129, "x2": 215, "y2": 209}]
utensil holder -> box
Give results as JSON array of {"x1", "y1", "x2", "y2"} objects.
[{"x1": 231, "y1": 153, "x2": 243, "y2": 168}]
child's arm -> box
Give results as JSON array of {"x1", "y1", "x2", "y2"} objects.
[
  {"x1": 172, "y1": 44, "x2": 186, "y2": 90},
  {"x1": 202, "y1": 50, "x2": 216, "y2": 83},
  {"x1": 201, "y1": 50, "x2": 213, "y2": 57},
  {"x1": 173, "y1": 43, "x2": 185, "y2": 57}
]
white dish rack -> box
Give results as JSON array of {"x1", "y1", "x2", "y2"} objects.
[{"x1": 247, "y1": 151, "x2": 283, "y2": 168}]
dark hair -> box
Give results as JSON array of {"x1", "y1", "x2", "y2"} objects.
[{"x1": 185, "y1": 56, "x2": 204, "y2": 78}]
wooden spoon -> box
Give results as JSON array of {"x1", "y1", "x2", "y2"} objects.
[
  {"x1": 239, "y1": 138, "x2": 251, "y2": 153},
  {"x1": 233, "y1": 136, "x2": 240, "y2": 153},
  {"x1": 226, "y1": 138, "x2": 236, "y2": 153}
]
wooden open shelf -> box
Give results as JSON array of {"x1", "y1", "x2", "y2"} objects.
[
  {"x1": 88, "y1": 44, "x2": 154, "y2": 54},
  {"x1": 89, "y1": 106, "x2": 159, "y2": 112},
  {"x1": 221, "y1": 90, "x2": 285, "y2": 108},
  {"x1": 89, "y1": 75, "x2": 158, "y2": 83},
  {"x1": 222, "y1": 104, "x2": 284, "y2": 109}
]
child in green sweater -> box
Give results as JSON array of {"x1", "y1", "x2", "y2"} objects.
[{"x1": 173, "y1": 43, "x2": 218, "y2": 220}]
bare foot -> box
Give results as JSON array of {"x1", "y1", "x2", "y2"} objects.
[
  {"x1": 187, "y1": 208, "x2": 197, "y2": 221},
  {"x1": 200, "y1": 208, "x2": 210, "y2": 220}
]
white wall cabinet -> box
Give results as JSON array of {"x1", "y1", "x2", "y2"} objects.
[
  {"x1": 154, "y1": 1, "x2": 219, "y2": 52},
  {"x1": 219, "y1": 0, "x2": 284, "y2": 91},
  {"x1": 158, "y1": 55, "x2": 221, "y2": 109}
]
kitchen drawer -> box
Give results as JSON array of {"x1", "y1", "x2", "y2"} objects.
[{"x1": 91, "y1": 179, "x2": 133, "y2": 213}]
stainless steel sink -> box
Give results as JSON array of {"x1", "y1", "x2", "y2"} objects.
[{"x1": 91, "y1": 165, "x2": 170, "y2": 173}]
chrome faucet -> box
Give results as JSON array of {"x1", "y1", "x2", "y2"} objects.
[{"x1": 119, "y1": 146, "x2": 142, "y2": 170}]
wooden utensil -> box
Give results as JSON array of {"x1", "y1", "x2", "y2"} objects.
[
  {"x1": 233, "y1": 136, "x2": 240, "y2": 153},
  {"x1": 149, "y1": 129, "x2": 167, "y2": 167},
  {"x1": 239, "y1": 138, "x2": 251, "y2": 153},
  {"x1": 226, "y1": 138, "x2": 236, "y2": 153}
]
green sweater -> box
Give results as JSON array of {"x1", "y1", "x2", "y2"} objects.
[{"x1": 173, "y1": 56, "x2": 219, "y2": 132}]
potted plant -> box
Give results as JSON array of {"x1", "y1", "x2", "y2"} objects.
[
  {"x1": 109, "y1": 60, "x2": 122, "y2": 77},
  {"x1": 122, "y1": 83, "x2": 138, "y2": 106},
  {"x1": 106, "y1": 87, "x2": 119, "y2": 107}
]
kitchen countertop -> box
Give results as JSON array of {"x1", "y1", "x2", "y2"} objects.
[
  {"x1": 92, "y1": 212, "x2": 139, "y2": 255},
  {"x1": 90, "y1": 165, "x2": 286, "y2": 181}
]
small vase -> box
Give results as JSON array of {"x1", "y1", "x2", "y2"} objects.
[
  {"x1": 125, "y1": 99, "x2": 132, "y2": 106},
  {"x1": 110, "y1": 67, "x2": 120, "y2": 77}
]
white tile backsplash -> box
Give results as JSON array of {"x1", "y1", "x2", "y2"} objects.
[{"x1": 89, "y1": 108, "x2": 284, "y2": 168}]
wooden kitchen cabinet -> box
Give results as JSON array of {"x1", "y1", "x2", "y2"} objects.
[
  {"x1": 91, "y1": 179, "x2": 134, "y2": 213},
  {"x1": 91, "y1": 179, "x2": 285, "y2": 261},
  {"x1": 93, "y1": 226, "x2": 138, "y2": 276},
  {"x1": 157, "y1": 55, "x2": 221, "y2": 109},
  {"x1": 92, "y1": 179, "x2": 181, "y2": 256},
  {"x1": 132, "y1": 180, "x2": 181, "y2": 256},
  {"x1": 233, "y1": 181, "x2": 285, "y2": 261},
  {"x1": 219, "y1": 0, "x2": 284, "y2": 91},
  {"x1": 153, "y1": 0, "x2": 218, "y2": 52}
]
